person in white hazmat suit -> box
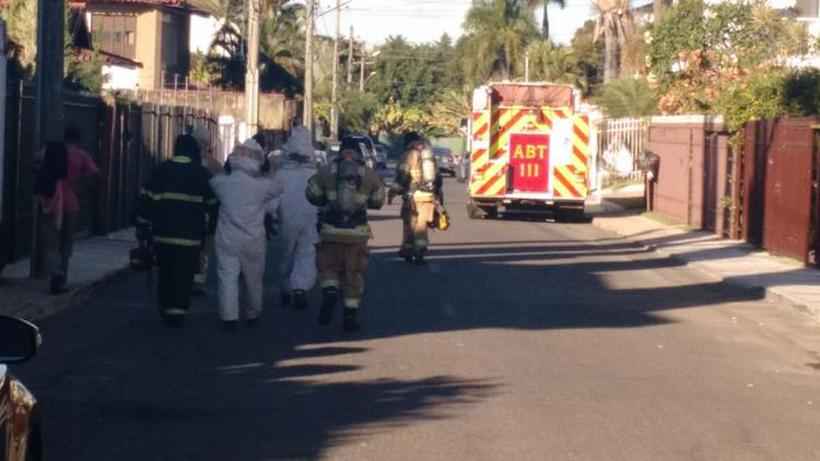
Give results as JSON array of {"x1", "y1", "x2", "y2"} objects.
[
  {"x1": 273, "y1": 127, "x2": 319, "y2": 310},
  {"x1": 210, "y1": 139, "x2": 284, "y2": 330}
]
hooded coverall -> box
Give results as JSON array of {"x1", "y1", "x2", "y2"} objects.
[
  {"x1": 273, "y1": 127, "x2": 320, "y2": 296},
  {"x1": 210, "y1": 151, "x2": 284, "y2": 322}
]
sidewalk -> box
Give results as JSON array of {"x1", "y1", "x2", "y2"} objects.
[
  {"x1": 592, "y1": 210, "x2": 820, "y2": 319},
  {"x1": 0, "y1": 228, "x2": 135, "y2": 320}
]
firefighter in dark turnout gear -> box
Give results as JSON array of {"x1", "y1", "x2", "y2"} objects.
[
  {"x1": 136, "y1": 134, "x2": 217, "y2": 326},
  {"x1": 306, "y1": 141, "x2": 386, "y2": 332}
]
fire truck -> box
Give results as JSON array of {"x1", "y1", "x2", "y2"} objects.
[{"x1": 466, "y1": 82, "x2": 592, "y2": 220}]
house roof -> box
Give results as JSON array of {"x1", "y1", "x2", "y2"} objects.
[
  {"x1": 71, "y1": 0, "x2": 212, "y2": 14},
  {"x1": 75, "y1": 48, "x2": 143, "y2": 68}
]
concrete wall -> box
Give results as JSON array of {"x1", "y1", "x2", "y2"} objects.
[
  {"x1": 103, "y1": 64, "x2": 140, "y2": 90},
  {"x1": 136, "y1": 10, "x2": 161, "y2": 90}
]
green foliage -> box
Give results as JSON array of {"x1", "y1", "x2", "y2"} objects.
[
  {"x1": 649, "y1": 0, "x2": 808, "y2": 88},
  {"x1": 594, "y1": 78, "x2": 657, "y2": 118},
  {"x1": 715, "y1": 70, "x2": 788, "y2": 133},
  {"x1": 64, "y1": 50, "x2": 105, "y2": 93},
  {"x1": 571, "y1": 20, "x2": 604, "y2": 96},
  {"x1": 338, "y1": 91, "x2": 379, "y2": 136},
  {"x1": 205, "y1": 0, "x2": 303, "y2": 95},
  {"x1": 0, "y1": 0, "x2": 103, "y2": 92},
  {"x1": 461, "y1": 0, "x2": 538, "y2": 83},
  {"x1": 524, "y1": 41, "x2": 586, "y2": 91}
]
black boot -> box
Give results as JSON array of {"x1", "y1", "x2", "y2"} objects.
[
  {"x1": 399, "y1": 247, "x2": 413, "y2": 263},
  {"x1": 343, "y1": 308, "x2": 361, "y2": 332},
  {"x1": 292, "y1": 290, "x2": 308, "y2": 311},
  {"x1": 318, "y1": 287, "x2": 338, "y2": 326},
  {"x1": 222, "y1": 320, "x2": 239, "y2": 332},
  {"x1": 414, "y1": 248, "x2": 427, "y2": 265},
  {"x1": 281, "y1": 291, "x2": 291, "y2": 307}
]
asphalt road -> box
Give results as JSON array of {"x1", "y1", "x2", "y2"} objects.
[{"x1": 14, "y1": 179, "x2": 820, "y2": 460}]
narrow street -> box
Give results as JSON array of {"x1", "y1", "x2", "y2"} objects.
[{"x1": 14, "y1": 180, "x2": 820, "y2": 460}]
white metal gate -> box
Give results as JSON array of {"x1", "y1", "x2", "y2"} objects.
[{"x1": 594, "y1": 117, "x2": 648, "y2": 188}]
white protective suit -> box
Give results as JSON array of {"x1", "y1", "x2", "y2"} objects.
[
  {"x1": 210, "y1": 141, "x2": 284, "y2": 322},
  {"x1": 273, "y1": 127, "x2": 320, "y2": 294}
]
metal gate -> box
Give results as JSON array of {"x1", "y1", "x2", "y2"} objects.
[{"x1": 595, "y1": 117, "x2": 648, "y2": 188}]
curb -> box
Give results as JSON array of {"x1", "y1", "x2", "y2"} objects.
[
  {"x1": 13, "y1": 264, "x2": 131, "y2": 321},
  {"x1": 590, "y1": 218, "x2": 819, "y2": 320}
]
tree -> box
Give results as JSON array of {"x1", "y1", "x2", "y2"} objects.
[
  {"x1": 650, "y1": 0, "x2": 808, "y2": 114},
  {"x1": 260, "y1": 0, "x2": 305, "y2": 77},
  {"x1": 461, "y1": 0, "x2": 538, "y2": 82},
  {"x1": 522, "y1": 0, "x2": 566, "y2": 41},
  {"x1": 1, "y1": 1, "x2": 103, "y2": 92},
  {"x1": 594, "y1": 78, "x2": 657, "y2": 117},
  {"x1": 524, "y1": 40, "x2": 586, "y2": 90},
  {"x1": 593, "y1": 0, "x2": 634, "y2": 83},
  {"x1": 570, "y1": 19, "x2": 604, "y2": 95}
]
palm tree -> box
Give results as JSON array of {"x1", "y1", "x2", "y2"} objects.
[
  {"x1": 462, "y1": 0, "x2": 538, "y2": 82},
  {"x1": 260, "y1": 0, "x2": 305, "y2": 77},
  {"x1": 525, "y1": 40, "x2": 586, "y2": 91},
  {"x1": 593, "y1": 0, "x2": 634, "y2": 83},
  {"x1": 594, "y1": 77, "x2": 657, "y2": 118},
  {"x1": 522, "y1": 0, "x2": 566, "y2": 41}
]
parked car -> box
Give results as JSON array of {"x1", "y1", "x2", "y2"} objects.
[
  {"x1": 433, "y1": 147, "x2": 456, "y2": 176},
  {"x1": 0, "y1": 316, "x2": 43, "y2": 461},
  {"x1": 373, "y1": 144, "x2": 389, "y2": 170},
  {"x1": 344, "y1": 135, "x2": 379, "y2": 170}
]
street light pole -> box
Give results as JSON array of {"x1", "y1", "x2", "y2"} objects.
[
  {"x1": 331, "y1": 0, "x2": 341, "y2": 141},
  {"x1": 245, "y1": 0, "x2": 260, "y2": 136},
  {"x1": 32, "y1": 0, "x2": 65, "y2": 278},
  {"x1": 303, "y1": 0, "x2": 315, "y2": 132}
]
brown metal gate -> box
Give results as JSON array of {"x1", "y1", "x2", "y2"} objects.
[{"x1": 749, "y1": 118, "x2": 816, "y2": 263}]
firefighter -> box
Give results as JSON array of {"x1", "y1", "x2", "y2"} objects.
[
  {"x1": 392, "y1": 132, "x2": 443, "y2": 264},
  {"x1": 136, "y1": 134, "x2": 217, "y2": 327},
  {"x1": 305, "y1": 139, "x2": 386, "y2": 332},
  {"x1": 273, "y1": 127, "x2": 319, "y2": 310},
  {"x1": 210, "y1": 139, "x2": 285, "y2": 330}
]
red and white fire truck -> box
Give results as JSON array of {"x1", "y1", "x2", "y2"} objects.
[{"x1": 466, "y1": 82, "x2": 592, "y2": 220}]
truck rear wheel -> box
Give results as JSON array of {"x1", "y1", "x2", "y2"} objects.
[
  {"x1": 467, "y1": 202, "x2": 498, "y2": 220},
  {"x1": 555, "y1": 208, "x2": 587, "y2": 223}
]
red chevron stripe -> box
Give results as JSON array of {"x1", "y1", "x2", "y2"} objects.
[
  {"x1": 471, "y1": 148, "x2": 487, "y2": 162},
  {"x1": 491, "y1": 148, "x2": 507, "y2": 159},
  {"x1": 573, "y1": 125, "x2": 589, "y2": 146},
  {"x1": 495, "y1": 110, "x2": 528, "y2": 143},
  {"x1": 573, "y1": 145, "x2": 587, "y2": 165},
  {"x1": 555, "y1": 170, "x2": 582, "y2": 198},
  {"x1": 472, "y1": 112, "x2": 484, "y2": 122},
  {"x1": 473, "y1": 122, "x2": 489, "y2": 140},
  {"x1": 476, "y1": 173, "x2": 505, "y2": 196}
]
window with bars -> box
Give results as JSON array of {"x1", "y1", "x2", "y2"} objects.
[{"x1": 91, "y1": 14, "x2": 137, "y2": 60}]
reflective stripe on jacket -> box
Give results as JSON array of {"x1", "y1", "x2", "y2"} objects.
[{"x1": 136, "y1": 156, "x2": 217, "y2": 247}]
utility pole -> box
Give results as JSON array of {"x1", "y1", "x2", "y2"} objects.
[
  {"x1": 524, "y1": 50, "x2": 530, "y2": 82},
  {"x1": 245, "y1": 0, "x2": 260, "y2": 136},
  {"x1": 330, "y1": 0, "x2": 341, "y2": 141},
  {"x1": 359, "y1": 52, "x2": 364, "y2": 92},
  {"x1": 303, "y1": 0, "x2": 315, "y2": 132},
  {"x1": 32, "y1": 0, "x2": 65, "y2": 278},
  {"x1": 347, "y1": 26, "x2": 354, "y2": 86}
]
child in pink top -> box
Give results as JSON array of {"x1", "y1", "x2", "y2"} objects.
[{"x1": 35, "y1": 126, "x2": 99, "y2": 294}]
